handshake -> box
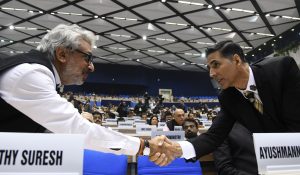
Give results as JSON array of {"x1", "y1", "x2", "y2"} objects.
[{"x1": 140, "y1": 135, "x2": 183, "y2": 166}]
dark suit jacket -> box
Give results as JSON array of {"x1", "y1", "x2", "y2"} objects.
[
  {"x1": 213, "y1": 122, "x2": 258, "y2": 175},
  {"x1": 190, "y1": 56, "x2": 300, "y2": 159}
]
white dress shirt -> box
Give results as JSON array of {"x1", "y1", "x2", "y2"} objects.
[
  {"x1": 177, "y1": 66, "x2": 261, "y2": 160},
  {"x1": 0, "y1": 63, "x2": 140, "y2": 155}
]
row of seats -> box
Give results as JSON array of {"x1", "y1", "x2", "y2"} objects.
[{"x1": 84, "y1": 149, "x2": 202, "y2": 175}]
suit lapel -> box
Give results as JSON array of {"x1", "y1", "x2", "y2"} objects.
[
  {"x1": 222, "y1": 88, "x2": 264, "y2": 132},
  {"x1": 251, "y1": 65, "x2": 276, "y2": 121}
]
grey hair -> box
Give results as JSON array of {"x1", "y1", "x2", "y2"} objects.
[{"x1": 37, "y1": 24, "x2": 96, "y2": 60}]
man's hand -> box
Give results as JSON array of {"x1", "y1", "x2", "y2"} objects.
[{"x1": 148, "y1": 136, "x2": 183, "y2": 166}]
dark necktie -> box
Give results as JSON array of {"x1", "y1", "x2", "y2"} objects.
[{"x1": 243, "y1": 91, "x2": 263, "y2": 114}]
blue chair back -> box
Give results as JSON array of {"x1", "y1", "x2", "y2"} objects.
[
  {"x1": 83, "y1": 149, "x2": 128, "y2": 175},
  {"x1": 137, "y1": 155, "x2": 202, "y2": 175}
]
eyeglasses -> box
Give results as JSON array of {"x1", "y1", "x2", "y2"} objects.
[{"x1": 74, "y1": 49, "x2": 94, "y2": 64}]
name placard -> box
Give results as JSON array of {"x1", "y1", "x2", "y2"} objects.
[
  {"x1": 174, "y1": 126, "x2": 183, "y2": 131},
  {"x1": 151, "y1": 131, "x2": 185, "y2": 141},
  {"x1": 0, "y1": 133, "x2": 84, "y2": 174},
  {"x1": 133, "y1": 116, "x2": 141, "y2": 120},
  {"x1": 158, "y1": 122, "x2": 166, "y2": 128},
  {"x1": 118, "y1": 121, "x2": 134, "y2": 128},
  {"x1": 136, "y1": 125, "x2": 156, "y2": 133},
  {"x1": 134, "y1": 119, "x2": 146, "y2": 125},
  {"x1": 253, "y1": 133, "x2": 300, "y2": 174},
  {"x1": 105, "y1": 119, "x2": 117, "y2": 124}
]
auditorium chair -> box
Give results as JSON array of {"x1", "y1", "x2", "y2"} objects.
[
  {"x1": 83, "y1": 149, "x2": 127, "y2": 175},
  {"x1": 137, "y1": 155, "x2": 202, "y2": 175}
]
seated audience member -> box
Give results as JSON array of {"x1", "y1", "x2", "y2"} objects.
[
  {"x1": 177, "y1": 100, "x2": 187, "y2": 112},
  {"x1": 93, "y1": 111, "x2": 103, "y2": 125},
  {"x1": 182, "y1": 118, "x2": 199, "y2": 140},
  {"x1": 213, "y1": 122, "x2": 258, "y2": 175},
  {"x1": 163, "y1": 109, "x2": 185, "y2": 131},
  {"x1": 117, "y1": 100, "x2": 128, "y2": 117},
  {"x1": 134, "y1": 99, "x2": 145, "y2": 116},
  {"x1": 82, "y1": 112, "x2": 94, "y2": 122},
  {"x1": 141, "y1": 113, "x2": 148, "y2": 121},
  {"x1": 187, "y1": 112, "x2": 201, "y2": 125},
  {"x1": 149, "y1": 115, "x2": 159, "y2": 126},
  {"x1": 160, "y1": 111, "x2": 172, "y2": 122}
]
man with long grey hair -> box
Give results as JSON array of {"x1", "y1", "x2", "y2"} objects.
[{"x1": 0, "y1": 24, "x2": 170, "y2": 161}]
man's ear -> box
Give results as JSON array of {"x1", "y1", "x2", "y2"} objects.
[
  {"x1": 55, "y1": 47, "x2": 68, "y2": 63},
  {"x1": 232, "y1": 54, "x2": 242, "y2": 65}
]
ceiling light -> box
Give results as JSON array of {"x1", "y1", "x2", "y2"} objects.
[
  {"x1": 215, "y1": 6, "x2": 220, "y2": 9},
  {"x1": 264, "y1": 43, "x2": 266, "y2": 45},
  {"x1": 256, "y1": 33, "x2": 274, "y2": 37},
  {"x1": 201, "y1": 52, "x2": 206, "y2": 58},
  {"x1": 28, "y1": 10, "x2": 33, "y2": 13},
  {"x1": 226, "y1": 8, "x2": 231, "y2": 11},
  {"x1": 94, "y1": 15, "x2": 98, "y2": 18},
  {"x1": 181, "y1": 62, "x2": 186, "y2": 65},
  {"x1": 39, "y1": 11, "x2": 43, "y2": 14},
  {"x1": 136, "y1": 59, "x2": 140, "y2": 62},
  {"x1": 9, "y1": 25, "x2": 14, "y2": 30},
  {"x1": 291, "y1": 29, "x2": 295, "y2": 31},
  {"x1": 160, "y1": 61, "x2": 163, "y2": 64},
  {"x1": 258, "y1": 48, "x2": 261, "y2": 51},
  {"x1": 207, "y1": 5, "x2": 212, "y2": 8},
  {"x1": 282, "y1": 16, "x2": 292, "y2": 19},
  {"x1": 142, "y1": 35, "x2": 147, "y2": 40},
  {"x1": 279, "y1": 36, "x2": 282, "y2": 39},
  {"x1": 265, "y1": 14, "x2": 270, "y2": 17},
  {"x1": 161, "y1": 0, "x2": 166, "y2": 2},
  {"x1": 252, "y1": 54, "x2": 254, "y2": 56}
]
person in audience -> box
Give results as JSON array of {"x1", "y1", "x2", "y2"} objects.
[
  {"x1": 213, "y1": 122, "x2": 258, "y2": 175},
  {"x1": 92, "y1": 111, "x2": 103, "y2": 125},
  {"x1": 160, "y1": 110, "x2": 172, "y2": 122},
  {"x1": 141, "y1": 113, "x2": 148, "y2": 121},
  {"x1": 117, "y1": 100, "x2": 128, "y2": 117},
  {"x1": 187, "y1": 112, "x2": 201, "y2": 125},
  {"x1": 149, "y1": 115, "x2": 159, "y2": 126},
  {"x1": 177, "y1": 99, "x2": 187, "y2": 112},
  {"x1": 0, "y1": 24, "x2": 170, "y2": 159},
  {"x1": 149, "y1": 40, "x2": 300, "y2": 166},
  {"x1": 182, "y1": 118, "x2": 199, "y2": 140},
  {"x1": 163, "y1": 108, "x2": 185, "y2": 131},
  {"x1": 134, "y1": 99, "x2": 145, "y2": 116}
]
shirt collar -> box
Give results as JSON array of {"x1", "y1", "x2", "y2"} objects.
[
  {"x1": 237, "y1": 66, "x2": 258, "y2": 94},
  {"x1": 51, "y1": 64, "x2": 61, "y2": 87}
]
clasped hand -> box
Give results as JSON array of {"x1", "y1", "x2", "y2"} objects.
[{"x1": 147, "y1": 135, "x2": 183, "y2": 166}]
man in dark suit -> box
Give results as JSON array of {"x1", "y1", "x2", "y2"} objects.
[
  {"x1": 213, "y1": 122, "x2": 258, "y2": 175},
  {"x1": 149, "y1": 40, "x2": 300, "y2": 166}
]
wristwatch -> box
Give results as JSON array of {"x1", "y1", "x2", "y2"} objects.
[{"x1": 144, "y1": 139, "x2": 150, "y2": 148}]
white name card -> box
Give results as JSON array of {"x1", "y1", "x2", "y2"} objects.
[
  {"x1": 105, "y1": 119, "x2": 117, "y2": 124},
  {"x1": 0, "y1": 133, "x2": 84, "y2": 175},
  {"x1": 174, "y1": 126, "x2": 183, "y2": 131},
  {"x1": 253, "y1": 133, "x2": 300, "y2": 175},
  {"x1": 151, "y1": 131, "x2": 185, "y2": 141},
  {"x1": 133, "y1": 116, "x2": 141, "y2": 120},
  {"x1": 134, "y1": 119, "x2": 146, "y2": 125},
  {"x1": 136, "y1": 125, "x2": 156, "y2": 133},
  {"x1": 118, "y1": 121, "x2": 134, "y2": 128},
  {"x1": 158, "y1": 122, "x2": 166, "y2": 128}
]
